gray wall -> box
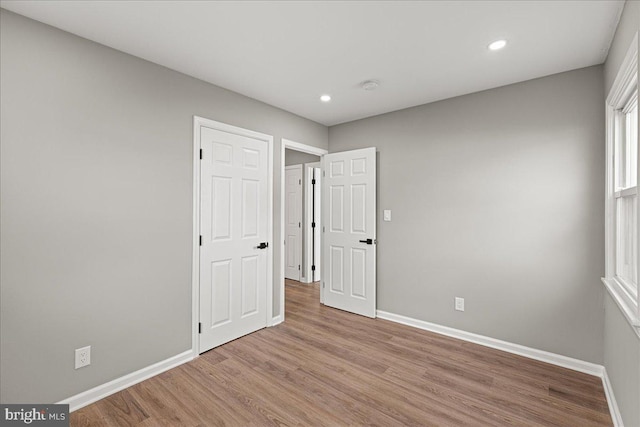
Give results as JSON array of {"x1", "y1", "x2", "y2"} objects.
[
  {"x1": 602, "y1": 2, "x2": 640, "y2": 425},
  {"x1": 329, "y1": 66, "x2": 606, "y2": 364},
  {"x1": 604, "y1": 0, "x2": 639, "y2": 95},
  {"x1": 603, "y1": 294, "x2": 640, "y2": 426},
  {"x1": 0, "y1": 9, "x2": 327, "y2": 404},
  {"x1": 285, "y1": 149, "x2": 321, "y2": 167}
]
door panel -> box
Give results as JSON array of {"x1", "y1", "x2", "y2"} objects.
[
  {"x1": 242, "y1": 179, "x2": 259, "y2": 238},
  {"x1": 285, "y1": 165, "x2": 302, "y2": 281},
  {"x1": 199, "y1": 124, "x2": 269, "y2": 353},
  {"x1": 330, "y1": 186, "x2": 344, "y2": 231},
  {"x1": 211, "y1": 259, "x2": 231, "y2": 326},
  {"x1": 322, "y1": 147, "x2": 376, "y2": 318},
  {"x1": 241, "y1": 256, "x2": 259, "y2": 316}
]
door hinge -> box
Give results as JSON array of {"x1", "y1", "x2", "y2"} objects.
[
  {"x1": 323, "y1": 170, "x2": 325, "y2": 177},
  {"x1": 198, "y1": 322, "x2": 202, "y2": 334},
  {"x1": 299, "y1": 222, "x2": 301, "y2": 228},
  {"x1": 323, "y1": 282, "x2": 325, "y2": 288},
  {"x1": 312, "y1": 179, "x2": 316, "y2": 185},
  {"x1": 311, "y1": 265, "x2": 316, "y2": 271},
  {"x1": 199, "y1": 149, "x2": 202, "y2": 159},
  {"x1": 323, "y1": 226, "x2": 325, "y2": 233},
  {"x1": 298, "y1": 265, "x2": 301, "y2": 270},
  {"x1": 299, "y1": 179, "x2": 301, "y2": 185},
  {"x1": 199, "y1": 235, "x2": 202, "y2": 246},
  {"x1": 311, "y1": 222, "x2": 315, "y2": 228}
]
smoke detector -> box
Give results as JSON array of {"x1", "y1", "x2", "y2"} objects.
[{"x1": 361, "y1": 80, "x2": 380, "y2": 91}]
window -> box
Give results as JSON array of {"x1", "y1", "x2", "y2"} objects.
[
  {"x1": 614, "y1": 96, "x2": 637, "y2": 297},
  {"x1": 604, "y1": 34, "x2": 640, "y2": 331}
]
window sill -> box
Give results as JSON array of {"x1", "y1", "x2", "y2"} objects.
[{"x1": 601, "y1": 277, "x2": 640, "y2": 338}]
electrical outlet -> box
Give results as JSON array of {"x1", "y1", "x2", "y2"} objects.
[
  {"x1": 75, "y1": 346, "x2": 91, "y2": 369},
  {"x1": 455, "y1": 297, "x2": 465, "y2": 312}
]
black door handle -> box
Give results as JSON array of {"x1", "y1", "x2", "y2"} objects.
[
  {"x1": 359, "y1": 239, "x2": 373, "y2": 245},
  {"x1": 256, "y1": 242, "x2": 269, "y2": 249}
]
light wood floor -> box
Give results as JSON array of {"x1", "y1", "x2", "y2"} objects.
[{"x1": 71, "y1": 280, "x2": 612, "y2": 426}]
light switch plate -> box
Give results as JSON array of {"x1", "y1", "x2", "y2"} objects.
[{"x1": 383, "y1": 210, "x2": 391, "y2": 221}]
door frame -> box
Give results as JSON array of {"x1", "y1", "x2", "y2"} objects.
[
  {"x1": 192, "y1": 116, "x2": 274, "y2": 357},
  {"x1": 304, "y1": 162, "x2": 321, "y2": 284},
  {"x1": 280, "y1": 139, "x2": 327, "y2": 323}
]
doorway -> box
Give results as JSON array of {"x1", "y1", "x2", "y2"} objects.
[
  {"x1": 279, "y1": 139, "x2": 327, "y2": 322},
  {"x1": 285, "y1": 151, "x2": 322, "y2": 284}
]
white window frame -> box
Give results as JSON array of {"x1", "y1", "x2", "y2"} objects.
[{"x1": 603, "y1": 32, "x2": 640, "y2": 336}]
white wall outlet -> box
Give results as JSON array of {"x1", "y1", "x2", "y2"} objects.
[
  {"x1": 383, "y1": 210, "x2": 391, "y2": 221},
  {"x1": 75, "y1": 346, "x2": 91, "y2": 369},
  {"x1": 455, "y1": 297, "x2": 465, "y2": 312}
]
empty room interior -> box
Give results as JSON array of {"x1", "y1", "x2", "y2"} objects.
[{"x1": 1, "y1": 1, "x2": 640, "y2": 426}]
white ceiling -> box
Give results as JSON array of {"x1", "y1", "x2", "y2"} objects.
[{"x1": 0, "y1": 1, "x2": 625, "y2": 126}]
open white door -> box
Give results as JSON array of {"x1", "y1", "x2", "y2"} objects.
[
  {"x1": 322, "y1": 147, "x2": 376, "y2": 318},
  {"x1": 284, "y1": 165, "x2": 302, "y2": 281},
  {"x1": 198, "y1": 121, "x2": 270, "y2": 353}
]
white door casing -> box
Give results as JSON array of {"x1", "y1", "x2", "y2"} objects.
[
  {"x1": 303, "y1": 165, "x2": 314, "y2": 284},
  {"x1": 304, "y1": 163, "x2": 321, "y2": 284},
  {"x1": 312, "y1": 166, "x2": 322, "y2": 282},
  {"x1": 285, "y1": 165, "x2": 302, "y2": 281},
  {"x1": 196, "y1": 118, "x2": 272, "y2": 353},
  {"x1": 322, "y1": 147, "x2": 376, "y2": 318}
]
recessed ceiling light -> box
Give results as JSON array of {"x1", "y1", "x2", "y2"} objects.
[
  {"x1": 320, "y1": 94, "x2": 331, "y2": 102},
  {"x1": 488, "y1": 39, "x2": 507, "y2": 51}
]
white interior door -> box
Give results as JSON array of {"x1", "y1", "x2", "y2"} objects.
[
  {"x1": 199, "y1": 123, "x2": 269, "y2": 353},
  {"x1": 285, "y1": 165, "x2": 302, "y2": 281},
  {"x1": 322, "y1": 147, "x2": 376, "y2": 318}
]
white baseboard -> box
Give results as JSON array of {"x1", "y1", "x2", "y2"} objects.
[
  {"x1": 602, "y1": 368, "x2": 624, "y2": 427},
  {"x1": 376, "y1": 310, "x2": 627, "y2": 424},
  {"x1": 56, "y1": 313, "x2": 624, "y2": 426},
  {"x1": 58, "y1": 350, "x2": 194, "y2": 412},
  {"x1": 376, "y1": 310, "x2": 604, "y2": 376},
  {"x1": 376, "y1": 310, "x2": 624, "y2": 427}
]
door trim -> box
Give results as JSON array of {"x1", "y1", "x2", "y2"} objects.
[
  {"x1": 280, "y1": 139, "x2": 327, "y2": 325},
  {"x1": 304, "y1": 162, "x2": 321, "y2": 284},
  {"x1": 192, "y1": 116, "x2": 274, "y2": 357}
]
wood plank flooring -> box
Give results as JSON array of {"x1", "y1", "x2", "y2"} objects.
[{"x1": 71, "y1": 280, "x2": 612, "y2": 426}]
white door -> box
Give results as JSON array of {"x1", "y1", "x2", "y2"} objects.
[
  {"x1": 285, "y1": 165, "x2": 302, "y2": 281},
  {"x1": 199, "y1": 122, "x2": 270, "y2": 353},
  {"x1": 322, "y1": 147, "x2": 376, "y2": 318}
]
